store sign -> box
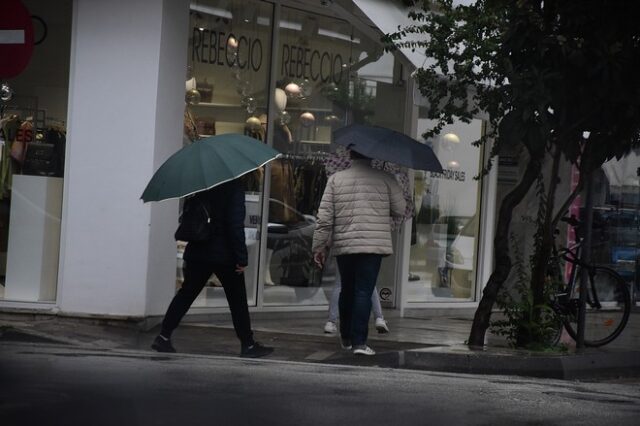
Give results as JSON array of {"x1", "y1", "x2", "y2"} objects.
[
  {"x1": 430, "y1": 168, "x2": 466, "y2": 182},
  {"x1": 192, "y1": 29, "x2": 263, "y2": 71},
  {"x1": 191, "y1": 28, "x2": 347, "y2": 84},
  {"x1": 280, "y1": 44, "x2": 344, "y2": 84},
  {"x1": 0, "y1": 0, "x2": 34, "y2": 79}
]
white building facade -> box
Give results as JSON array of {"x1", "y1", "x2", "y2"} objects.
[{"x1": 1, "y1": 0, "x2": 636, "y2": 320}]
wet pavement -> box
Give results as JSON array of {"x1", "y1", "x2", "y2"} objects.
[
  {"x1": 3, "y1": 341, "x2": 639, "y2": 426},
  {"x1": 0, "y1": 308, "x2": 639, "y2": 380}
]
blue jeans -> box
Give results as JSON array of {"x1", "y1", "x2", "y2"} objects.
[
  {"x1": 336, "y1": 253, "x2": 383, "y2": 346},
  {"x1": 327, "y1": 269, "x2": 383, "y2": 323}
]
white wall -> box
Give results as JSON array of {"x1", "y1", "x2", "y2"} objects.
[
  {"x1": 58, "y1": 0, "x2": 188, "y2": 316},
  {"x1": 145, "y1": 0, "x2": 190, "y2": 315}
]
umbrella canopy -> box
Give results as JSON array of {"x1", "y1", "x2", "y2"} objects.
[
  {"x1": 333, "y1": 124, "x2": 443, "y2": 172},
  {"x1": 141, "y1": 133, "x2": 281, "y2": 202}
]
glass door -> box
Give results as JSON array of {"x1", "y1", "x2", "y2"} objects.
[
  {"x1": 262, "y1": 5, "x2": 408, "y2": 307},
  {"x1": 181, "y1": 0, "x2": 274, "y2": 307},
  {"x1": 408, "y1": 116, "x2": 484, "y2": 302}
]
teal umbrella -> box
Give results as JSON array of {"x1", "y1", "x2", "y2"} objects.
[{"x1": 141, "y1": 134, "x2": 281, "y2": 202}]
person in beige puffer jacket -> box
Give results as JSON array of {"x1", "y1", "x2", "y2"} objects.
[{"x1": 312, "y1": 150, "x2": 406, "y2": 355}]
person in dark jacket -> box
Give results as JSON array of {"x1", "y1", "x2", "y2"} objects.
[{"x1": 152, "y1": 178, "x2": 273, "y2": 358}]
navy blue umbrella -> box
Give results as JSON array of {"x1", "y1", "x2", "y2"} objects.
[{"x1": 333, "y1": 124, "x2": 443, "y2": 172}]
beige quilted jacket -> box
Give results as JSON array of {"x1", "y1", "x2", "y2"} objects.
[{"x1": 312, "y1": 159, "x2": 406, "y2": 256}]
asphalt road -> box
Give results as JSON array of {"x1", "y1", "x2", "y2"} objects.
[{"x1": 1, "y1": 342, "x2": 639, "y2": 426}]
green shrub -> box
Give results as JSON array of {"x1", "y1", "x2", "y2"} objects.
[{"x1": 490, "y1": 235, "x2": 566, "y2": 351}]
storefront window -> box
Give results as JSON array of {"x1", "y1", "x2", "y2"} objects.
[
  {"x1": 178, "y1": 1, "x2": 412, "y2": 309},
  {"x1": 262, "y1": 6, "x2": 407, "y2": 306},
  {"x1": 0, "y1": 0, "x2": 71, "y2": 302},
  {"x1": 408, "y1": 116, "x2": 484, "y2": 302},
  {"x1": 577, "y1": 151, "x2": 640, "y2": 304},
  {"x1": 180, "y1": 0, "x2": 274, "y2": 307}
]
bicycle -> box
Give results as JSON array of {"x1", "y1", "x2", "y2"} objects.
[{"x1": 549, "y1": 216, "x2": 632, "y2": 347}]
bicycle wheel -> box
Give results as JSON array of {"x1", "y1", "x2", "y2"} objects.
[{"x1": 563, "y1": 266, "x2": 631, "y2": 347}]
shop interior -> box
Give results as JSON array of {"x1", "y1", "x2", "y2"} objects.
[
  {"x1": 0, "y1": 0, "x2": 71, "y2": 302},
  {"x1": 408, "y1": 116, "x2": 484, "y2": 303},
  {"x1": 181, "y1": 0, "x2": 408, "y2": 308}
]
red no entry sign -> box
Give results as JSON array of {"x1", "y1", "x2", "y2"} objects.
[{"x1": 0, "y1": 0, "x2": 34, "y2": 79}]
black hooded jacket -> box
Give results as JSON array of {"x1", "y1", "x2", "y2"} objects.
[{"x1": 183, "y1": 179, "x2": 248, "y2": 266}]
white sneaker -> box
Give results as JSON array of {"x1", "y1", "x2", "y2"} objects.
[
  {"x1": 324, "y1": 321, "x2": 337, "y2": 334},
  {"x1": 353, "y1": 345, "x2": 376, "y2": 356},
  {"x1": 375, "y1": 318, "x2": 389, "y2": 334}
]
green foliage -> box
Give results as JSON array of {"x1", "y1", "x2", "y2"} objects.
[
  {"x1": 383, "y1": 0, "x2": 640, "y2": 175},
  {"x1": 322, "y1": 78, "x2": 375, "y2": 124},
  {"x1": 385, "y1": 0, "x2": 640, "y2": 347},
  {"x1": 490, "y1": 234, "x2": 564, "y2": 351}
]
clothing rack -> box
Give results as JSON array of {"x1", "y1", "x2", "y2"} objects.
[
  {"x1": 280, "y1": 151, "x2": 330, "y2": 162},
  {"x1": 47, "y1": 117, "x2": 66, "y2": 127},
  {"x1": 276, "y1": 152, "x2": 329, "y2": 216},
  {"x1": 0, "y1": 104, "x2": 46, "y2": 128}
]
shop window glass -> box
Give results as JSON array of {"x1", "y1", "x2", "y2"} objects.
[
  {"x1": 408, "y1": 116, "x2": 484, "y2": 302},
  {"x1": 178, "y1": 0, "x2": 273, "y2": 307},
  {"x1": 0, "y1": 0, "x2": 71, "y2": 302},
  {"x1": 575, "y1": 151, "x2": 640, "y2": 304},
  {"x1": 263, "y1": 6, "x2": 407, "y2": 306}
]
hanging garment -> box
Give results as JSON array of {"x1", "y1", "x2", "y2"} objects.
[
  {"x1": 0, "y1": 116, "x2": 19, "y2": 198},
  {"x1": 0, "y1": 116, "x2": 19, "y2": 142},
  {"x1": 269, "y1": 159, "x2": 297, "y2": 224},
  {"x1": 241, "y1": 167, "x2": 263, "y2": 193},
  {"x1": 46, "y1": 127, "x2": 66, "y2": 177},
  {"x1": 183, "y1": 106, "x2": 199, "y2": 142},
  {"x1": 0, "y1": 130, "x2": 11, "y2": 199},
  {"x1": 294, "y1": 161, "x2": 327, "y2": 215},
  {"x1": 11, "y1": 119, "x2": 33, "y2": 164}
]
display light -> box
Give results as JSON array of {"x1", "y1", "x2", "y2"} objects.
[
  {"x1": 442, "y1": 133, "x2": 460, "y2": 144},
  {"x1": 300, "y1": 111, "x2": 315, "y2": 127},
  {"x1": 1, "y1": 82, "x2": 13, "y2": 102},
  {"x1": 285, "y1": 82, "x2": 301, "y2": 98},
  {"x1": 185, "y1": 88, "x2": 201, "y2": 105}
]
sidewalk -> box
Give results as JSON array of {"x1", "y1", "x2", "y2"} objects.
[{"x1": 1, "y1": 308, "x2": 638, "y2": 380}]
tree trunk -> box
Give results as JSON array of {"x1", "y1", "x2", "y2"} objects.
[
  {"x1": 468, "y1": 157, "x2": 542, "y2": 347},
  {"x1": 529, "y1": 145, "x2": 562, "y2": 333}
]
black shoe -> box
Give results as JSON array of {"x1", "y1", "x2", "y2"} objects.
[
  {"x1": 241, "y1": 342, "x2": 273, "y2": 358},
  {"x1": 151, "y1": 335, "x2": 176, "y2": 353}
]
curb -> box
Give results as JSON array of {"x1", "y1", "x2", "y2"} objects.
[
  {"x1": 400, "y1": 347, "x2": 640, "y2": 380},
  {"x1": 323, "y1": 346, "x2": 640, "y2": 380}
]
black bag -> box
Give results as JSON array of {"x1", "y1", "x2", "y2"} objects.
[{"x1": 174, "y1": 196, "x2": 213, "y2": 242}]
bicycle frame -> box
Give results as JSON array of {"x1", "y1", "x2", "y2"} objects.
[
  {"x1": 552, "y1": 231, "x2": 604, "y2": 311},
  {"x1": 549, "y1": 217, "x2": 632, "y2": 347}
]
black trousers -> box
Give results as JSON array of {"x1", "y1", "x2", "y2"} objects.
[{"x1": 161, "y1": 261, "x2": 254, "y2": 347}]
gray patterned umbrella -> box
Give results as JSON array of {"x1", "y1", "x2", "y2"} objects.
[{"x1": 333, "y1": 124, "x2": 443, "y2": 172}]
